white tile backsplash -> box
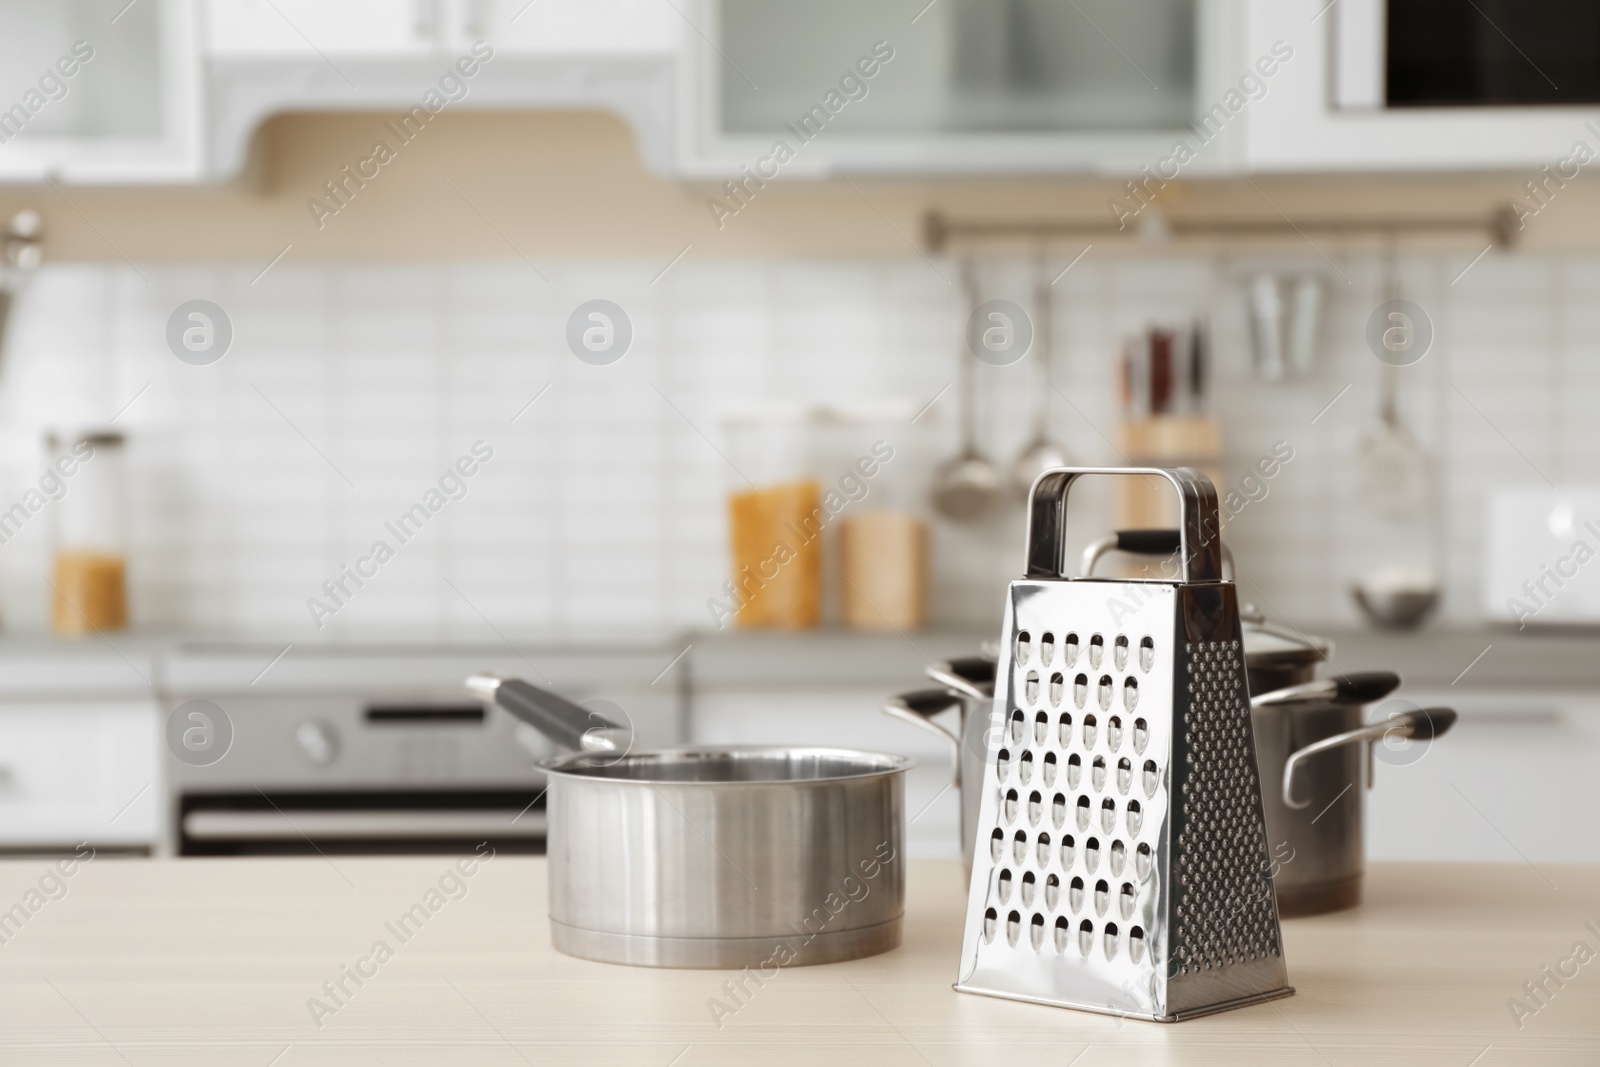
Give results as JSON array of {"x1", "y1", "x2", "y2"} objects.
[{"x1": 0, "y1": 252, "x2": 1584, "y2": 638}]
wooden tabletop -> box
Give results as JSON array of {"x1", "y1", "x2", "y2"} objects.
[{"x1": 0, "y1": 854, "x2": 1595, "y2": 1065}]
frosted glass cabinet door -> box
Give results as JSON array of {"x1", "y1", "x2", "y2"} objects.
[
  {"x1": 679, "y1": 0, "x2": 1204, "y2": 175},
  {"x1": 0, "y1": 0, "x2": 202, "y2": 182},
  {"x1": 717, "y1": 0, "x2": 1195, "y2": 136}
]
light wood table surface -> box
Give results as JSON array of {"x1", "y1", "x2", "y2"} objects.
[{"x1": 0, "y1": 855, "x2": 1595, "y2": 1065}]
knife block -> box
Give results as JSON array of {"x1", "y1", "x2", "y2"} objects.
[{"x1": 1115, "y1": 418, "x2": 1222, "y2": 529}]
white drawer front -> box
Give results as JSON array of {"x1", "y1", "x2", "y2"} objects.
[{"x1": 0, "y1": 703, "x2": 160, "y2": 847}]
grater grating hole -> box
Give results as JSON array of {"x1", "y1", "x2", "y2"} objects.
[
  {"x1": 1110, "y1": 839, "x2": 1126, "y2": 876},
  {"x1": 1007, "y1": 911, "x2": 1022, "y2": 946},
  {"x1": 1066, "y1": 754, "x2": 1082, "y2": 789},
  {"x1": 1117, "y1": 756, "x2": 1133, "y2": 794},
  {"x1": 1058, "y1": 712, "x2": 1074, "y2": 746},
  {"x1": 1045, "y1": 872, "x2": 1061, "y2": 909},
  {"x1": 1135, "y1": 842, "x2": 1152, "y2": 880},
  {"x1": 1100, "y1": 797, "x2": 1116, "y2": 834},
  {"x1": 1013, "y1": 830, "x2": 1027, "y2": 864},
  {"x1": 1054, "y1": 915, "x2": 1070, "y2": 952},
  {"x1": 1133, "y1": 717, "x2": 1149, "y2": 753},
  {"x1": 1030, "y1": 912, "x2": 1046, "y2": 950},
  {"x1": 1028, "y1": 790, "x2": 1043, "y2": 826},
  {"x1": 1036, "y1": 831, "x2": 1052, "y2": 867},
  {"x1": 1124, "y1": 677, "x2": 1140, "y2": 712},
  {"x1": 1107, "y1": 715, "x2": 1123, "y2": 751},
  {"x1": 1025, "y1": 671, "x2": 1040, "y2": 705},
  {"x1": 1094, "y1": 879, "x2": 1109, "y2": 916},
  {"x1": 1018, "y1": 750, "x2": 1033, "y2": 783},
  {"x1": 1069, "y1": 876, "x2": 1085, "y2": 912},
  {"x1": 1085, "y1": 836, "x2": 1101, "y2": 873},
  {"x1": 1143, "y1": 758, "x2": 1158, "y2": 797},
  {"x1": 1034, "y1": 710, "x2": 1049, "y2": 745},
  {"x1": 1021, "y1": 870, "x2": 1036, "y2": 908},
  {"x1": 1004, "y1": 788, "x2": 1018, "y2": 823},
  {"x1": 997, "y1": 748, "x2": 1012, "y2": 779},
  {"x1": 990, "y1": 828, "x2": 1004, "y2": 862},
  {"x1": 1073, "y1": 674, "x2": 1088, "y2": 709},
  {"x1": 1089, "y1": 634, "x2": 1104, "y2": 668},
  {"x1": 1091, "y1": 755, "x2": 1107, "y2": 792},
  {"x1": 1039, "y1": 632, "x2": 1056, "y2": 665},
  {"x1": 1010, "y1": 709, "x2": 1025, "y2": 744},
  {"x1": 997, "y1": 867, "x2": 1013, "y2": 903},
  {"x1": 1049, "y1": 672, "x2": 1064, "y2": 707},
  {"x1": 1126, "y1": 799, "x2": 1143, "y2": 836},
  {"x1": 1120, "y1": 882, "x2": 1136, "y2": 919},
  {"x1": 1097, "y1": 675, "x2": 1113, "y2": 712},
  {"x1": 1061, "y1": 833, "x2": 1076, "y2": 869},
  {"x1": 1139, "y1": 636, "x2": 1155, "y2": 672},
  {"x1": 983, "y1": 907, "x2": 997, "y2": 942},
  {"x1": 1104, "y1": 922, "x2": 1120, "y2": 959},
  {"x1": 1064, "y1": 633, "x2": 1079, "y2": 666},
  {"x1": 1113, "y1": 634, "x2": 1129, "y2": 671},
  {"x1": 1083, "y1": 714, "x2": 1099, "y2": 749},
  {"x1": 1042, "y1": 751, "x2": 1058, "y2": 786},
  {"x1": 1075, "y1": 795, "x2": 1091, "y2": 831},
  {"x1": 1051, "y1": 792, "x2": 1067, "y2": 828},
  {"x1": 1130, "y1": 925, "x2": 1146, "y2": 962},
  {"x1": 1078, "y1": 919, "x2": 1094, "y2": 956},
  {"x1": 1015, "y1": 631, "x2": 1032, "y2": 664}
]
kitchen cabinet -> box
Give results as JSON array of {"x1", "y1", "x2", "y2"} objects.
[
  {"x1": 0, "y1": 0, "x2": 203, "y2": 183},
  {"x1": 454, "y1": 0, "x2": 677, "y2": 55},
  {"x1": 0, "y1": 701, "x2": 160, "y2": 849},
  {"x1": 202, "y1": 0, "x2": 436, "y2": 57},
  {"x1": 676, "y1": 0, "x2": 1247, "y2": 177}
]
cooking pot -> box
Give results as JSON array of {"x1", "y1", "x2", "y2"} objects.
[
  {"x1": 468, "y1": 674, "x2": 912, "y2": 968},
  {"x1": 1252, "y1": 678, "x2": 1457, "y2": 915}
]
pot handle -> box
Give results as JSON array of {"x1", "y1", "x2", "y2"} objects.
[
  {"x1": 1283, "y1": 706, "x2": 1457, "y2": 809},
  {"x1": 1080, "y1": 528, "x2": 1235, "y2": 581},
  {"x1": 466, "y1": 674, "x2": 629, "y2": 755},
  {"x1": 883, "y1": 689, "x2": 964, "y2": 789}
]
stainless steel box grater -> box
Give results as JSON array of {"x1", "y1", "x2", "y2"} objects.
[{"x1": 954, "y1": 467, "x2": 1293, "y2": 1022}]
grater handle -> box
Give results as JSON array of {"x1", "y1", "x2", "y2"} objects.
[
  {"x1": 1025, "y1": 467, "x2": 1223, "y2": 583},
  {"x1": 1081, "y1": 529, "x2": 1235, "y2": 581}
]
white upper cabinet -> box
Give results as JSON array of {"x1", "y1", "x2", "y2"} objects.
[
  {"x1": 447, "y1": 0, "x2": 677, "y2": 55},
  {"x1": 203, "y1": 0, "x2": 437, "y2": 57},
  {"x1": 0, "y1": 0, "x2": 202, "y2": 182}
]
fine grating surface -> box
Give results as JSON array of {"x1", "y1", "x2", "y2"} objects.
[{"x1": 1173, "y1": 639, "x2": 1281, "y2": 975}]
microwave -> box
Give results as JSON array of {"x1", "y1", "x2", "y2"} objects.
[{"x1": 1334, "y1": 0, "x2": 1600, "y2": 110}]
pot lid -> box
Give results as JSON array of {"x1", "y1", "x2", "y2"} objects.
[{"x1": 1240, "y1": 605, "x2": 1332, "y2": 667}]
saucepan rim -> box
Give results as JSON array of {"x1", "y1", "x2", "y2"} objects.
[{"x1": 539, "y1": 744, "x2": 916, "y2": 784}]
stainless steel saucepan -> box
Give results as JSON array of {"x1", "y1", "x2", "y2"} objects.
[{"x1": 467, "y1": 674, "x2": 912, "y2": 969}]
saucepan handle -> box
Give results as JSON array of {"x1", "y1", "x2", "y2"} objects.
[
  {"x1": 1283, "y1": 706, "x2": 1457, "y2": 809},
  {"x1": 883, "y1": 689, "x2": 963, "y2": 788},
  {"x1": 466, "y1": 674, "x2": 629, "y2": 755}
]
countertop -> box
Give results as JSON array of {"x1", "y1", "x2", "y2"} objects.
[
  {"x1": 1, "y1": 856, "x2": 1595, "y2": 1064},
  {"x1": 7, "y1": 623, "x2": 1599, "y2": 697}
]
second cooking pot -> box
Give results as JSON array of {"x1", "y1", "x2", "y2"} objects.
[{"x1": 470, "y1": 675, "x2": 912, "y2": 968}]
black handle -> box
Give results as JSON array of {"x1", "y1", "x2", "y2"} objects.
[
  {"x1": 1393, "y1": 706, "x2": 1457, "y2": 740},
  {"x1": 1333, "y1": 671, "x2": 1403, "y2": 704},
  {"x1": 487, "y1": 678, "x2": 623, "y2": 754},
  {"x1": 893, "y1": 689, "x2": 966, "y2": 719},
  {"x1": 1115, "y1": 529, "x2": 1182, "y2": 556}
]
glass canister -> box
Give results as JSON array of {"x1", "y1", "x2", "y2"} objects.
[
  {"x1": 50, "y1": 430, "x2": 127, "y2": 635},
  {"x1": 722, "y1": 406, "x2": 824, "y2": 629}
]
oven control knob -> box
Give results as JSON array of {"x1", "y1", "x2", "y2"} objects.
[{"x1": 295, "y1": 721, "x2": 339, "y2": 767}]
